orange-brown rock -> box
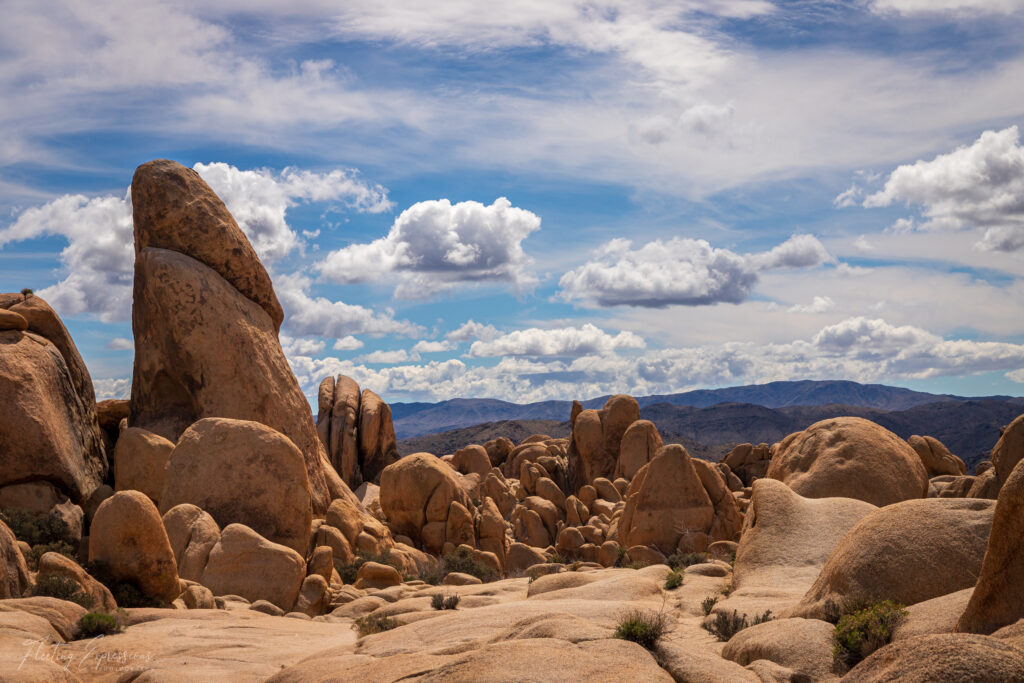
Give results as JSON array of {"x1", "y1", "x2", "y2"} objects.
[
  {"x1": 199, "y1": 523, "x2": 305, "y2": 611},
  {"x1": 484, "y1": 437, "x2": 514, "y2": 467},
  {"x1": 992, "y1": 413, "x2": 1024, "y2": 488},
  {"x1": 843, "y1": 633, "x2": 1024, "y2": 682},
  {"x1": 568, "y1": 395, "x2": 639, "y2": 490},
  {"x1": 89, "y1": 490, "x2": 180, "y2": 603},
  {"x1": 114, "y1": 426, "x2": 173, "y2": 503},
  {"x1": 723, "y1": 443, "x2": 772, "y2": 487},
  {"x1": 0, "y1": 519, "x2": 29, "y2": 599},
  {"x1": 909, "y1": 434, "x2": 966, "y2": 477},
  {"x1": 36, "y1": 551, "x2": 116, "y2": 612},
  {"x1": 614, "y1": 420, "x2": 663, "y2": 480},
  {"x1": 767, "y1": 417, "x2": 928, "y2": 506},
  {"x1": 358, "y1": 389, "x2": 400, "y2": 484},
  {"x1": 159, "y1": 418, "x2": 312, "y2": 555},
  {"x1": 162, "y1": 503, "x2": 221, "y2": 583},
  {"x1": 379, "y1": 453, "x2": 473, "y2": 552}
]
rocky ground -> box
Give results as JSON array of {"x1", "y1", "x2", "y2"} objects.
[{"x1": 2, "y1": 159, "x2": 1024, "y2": 682}]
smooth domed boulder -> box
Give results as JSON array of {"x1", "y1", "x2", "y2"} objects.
[
  {"x1": 956, "y1": 456, "x2": 1024, "y2": 634},
  {"x1": 0, "y1": 308, "x2": 27, "y2": 331},
  {"x1": 88, "y1": 490, "x2": 180, "y2": 603},
  {"x1": 908, "y1": 434, "x2": 966, "y2": 477},
  {"x1": 691, "y1": 457, "x2": 743, "y2": 544},
  {"x1": 614, "y1": 420, "x2": 663, "y2": 480},
  {"x1": 380, "y1": 453, "x2": 473, "y2": 551},
  {"x1": 992, "y1": 413, "x2": 1024, "y2": 488},
  {"x1": 618, "y1": 444, "x2": 714, "y2": 555},
  {"x1": 159, "y1": 418, "x2": 312, "y2": 554},
  {"x1": 452, "y1": 445, "x2": 491, "y2": 479},
  {"x1": 843, "y1": 633, "x2": 1024, "y2": 682},
  {"x1": 114, "y1": 427, "x2": 173, "y2": 503},
  {"x1": 484, "y1": 437, "x2": 514, "y2": 467},
  {"x1": 199, "y1": 523, "x2": 305, "y2": 611},
  {"x1": 36, "y1": 551, "x2": 116, "y2": 612},
  {"x1": 0, "y1": 519, "x2": 29, "y2": 599},
  {"x1": 568, "y1": 394, "x2": 639, "y2": 490},
  {"x1": 162, "y1": 503, "x2": 221, "y2": 583},
  {"x1": 354, "y1": 561, "x2": 402, "y2": 590},
  {"x1": 722, "y1": 617, "x2": 838, "y2": 681},
  {"x1": 131, "y1": 159, "x2": 283, "y2": 329},
  {"x1": 789, "y1": 498, "x2": 994, "y2": 619},
  {"x1": 767, "y1": 417, "x2": 928, "y2": 506},
  {"x1": 358, "y1": 389, "x2": 400, "y2": 484},
  {"x1": 724, "y1": 478, "x2": 875, "y2": 617}
]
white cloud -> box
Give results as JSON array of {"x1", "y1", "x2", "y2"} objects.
[
  {"x1": 93, "y1": 377, "x2": 131, "y2": 401},
  {"x1": 1007, "y1": 368, "x2": 1024, "y2": 383},
  {"x1": 280, "y1": 335, "x2": 327, "y2": 356},
  {"x1": 333, "y1": 336, "x2": 364, "y2": 351},
  {"x1": 105, "y1": 337, "x2": 134, "y2": 351},
  {"x1": 788, "y1": 296, "x2": 835, "y2": 314},
  {"x1": 870, "y1": 0, "x2": 1024, "y2": 15},
  {"x1": 864, "y1": 126, "x2": 1024, "y2": 252},
  {"x1": 356, "y1": 349, "x2": 418, "y2": 364},
  {"x1": 447, "y1": 320, "x2": 500, "y2": 343},
  {"x1": 194, "y1": 162, "x2": 392, "y2": 263},
  {"x1": 468, "y1": 323, "x2": 645, "y2": 358},
  {"x1": 318, "y1": 197, "x2": 541, "y2": 298},
  {"x1": 412, "y1": 340, "x2": 457, "y2": 353},
  {"x1": 558, "y1": 234, "x2": 832, "y2": 308}
]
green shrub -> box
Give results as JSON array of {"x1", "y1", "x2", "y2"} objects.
[
  {"x1": 430, "y1": 593, "x2": 459, "y2": 610},
  {"x1": 0, "y1": 508, "x2": 73, "y2": 547},
  {"x1": 701, "y1": 595, "x2": 719, "y2": 616},
  {"x1": 354, "y1": 613, "x2": 398, "y2": 637},
  {"x1": 26, "y1": 541, "x2": 77, "y2": 571},
  {"x1": 20, "y1": 288, "x2": 33, "y2": 297},
  {"x1": 667, "y1": 552, "x2": 709, "y2": 570},
  {"x1": 76, "y1": 613, "x2": 121, "y2": 639},
  {"x1": 549, "y1": 553, "x2": 568, "y2": 565},
  {"x1": 833, "y1": 600, "x2": 907, "y2": 670},
  {"x1": 614, "y1": 609, "x2": 669, "y2": 650},
  {"x1": 422, "y1": 547, "x2": 498, "y2": 585},
  {"x1": 703, "y1": 609, "x2": 773, "y2": 642},
  {"x1": 614, "y1": 546, "x2": 628, "y2": 568},
  {"x1": 32, "y1": 575, "x2": 94, "y2": 609},
  {"x1": 664, "y1": 570, "x2": 683, "y2": 590}
]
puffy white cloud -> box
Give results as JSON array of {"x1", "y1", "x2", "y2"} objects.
[
  {"x1": 318, "y1": 197, "x2": 541, "y2": 298},
  {"x1": 468, "y1": 323, "x2": 645, "y2": 358},
  {"x1": 558, "y1": 234, "x2": 831, "y2": 308},
  {"x1": 274, "y1": 273, "x2": 421, "y2": 338},
  {"x1": 1007, "y1": 368, "x2": 1024, "y2": 383},
  {"x1": 788, "y1": 296, "x2": 835, "y2": 314},
  {"x1": 333, "y1": 336, "x2": 364, "y2": 351},
  {"x1": 447, "y1": 320, "x2": 500, "y2": 343},
  {"x1": 412, "y1": 340, "x2": 457, "y2": 353},
  {"x1": 280, "y1": 335, "x2": 326, "y2": 356},
  {"x1": 194, "y1": 162, "x2": 392, "y2": 262},
  {"x1": 871, "y1": 0, "x2": 1024, "y2": 14},
  {"x1": 105, "y1": 337, "x2": 134, "y2": 351},
  {"x1": 864, "y1": 126, "x2": 1024, "y2": 252},
  {"x1": 93, "y1": 377, "x2": 131, "y2": 401},
  {"x1": 356, "y1": 349, "x2": 418, "y2": 364}
]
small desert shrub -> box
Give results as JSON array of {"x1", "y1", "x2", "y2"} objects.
[
  {"x1": 32, "y1": 575, "x2": 94, "y2": 609},
  {"x1": 354, "y1": 613, "x2": 398, "y2": 637},
  {"x1": 667, "y1": 552, "x2": 709, "y2": 570},
  {"x1": 26, "y1": 541, "x2": 77, "y2": 571},
  {"x1": 76, "y1": 613, "x2": 122, "y2": 639},
  {"x1": 720, "y1": 584, "x2": 732, "y2": 597},
  {"x1": 614, "y1": 546, "x2": 628, "y2": 568},
  {"x1": 20, "y1": 288, "x2": 33, "y2": 297},
  {"x1": 703, "y1": 609, "x2": 773, "y2": 642},
  {"x1": 430, "y1": 592, "x2": 460, "y2": 610},
  {"x1": 336, "y1": 550, "x2": 403, "y2": 585},
  {"x1": 614, "y1": 609, "x2": 669, "y2": 650},
  {"x1": 664, "y1": 570, "x2": 683, "y2": 590},
  {"x1": 833, "y1": 600, "x2": 907, "y2": 670},
  {"x1": 84, "y1": 561, "x2": 163, "y2": 608},
  {"x1": 423, "y1": 547, "x2": 498, "y2": 585},
  {"x1": 549, "y1": 553, "x2": 568, "y2": 565},
  {"x1": 701, "y1": 595, "x2": 719, "y2": 616},
  {"x1": 1, "y1": 509, "x2": 77, "y2": 569}
]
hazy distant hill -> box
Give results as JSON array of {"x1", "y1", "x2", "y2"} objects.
[
  {"x1": 396, "y1": 384, "x2": 1024, "y2": 474},
  {"x1": 392, "y1": 379, "x2": 1022, "y2": 439}
]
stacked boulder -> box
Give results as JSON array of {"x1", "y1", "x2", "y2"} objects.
[
  {"x1": 723, "y1": 443, "x2": 772, "y2": 487},
  {"x1": 315, "y1": 375, "x2": 400, "y2": 490}
]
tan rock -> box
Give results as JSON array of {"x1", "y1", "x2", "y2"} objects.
[
  {"x1": 114, "y1": 427, "x2": 173, "y2": 503},
  {"x1": 0, "y1": 519, "x2": 29, "y2": 599},
  {"x1": 443, "y1": 571, "x2": 482, "y2": 586},
  {"x1": 446, "y1": 500, "x2": 476, "y2": 548},
  {"x1": 452, "y1": 445, "x2": 491, "y2": 479},
  {"x1": 722, "y1": 617, "x2": 839, "y2": 681},
  {"x1": 843, "y1": 633, "x2": 1024, "y2": 682},
  {"x1": 484, "y1": 437, "x2": 514, "y2": 468},
  {"x1": 767, "y1": 416, "x2": 929, "y2": 506},
  {"x1": 790, "y1": 498, "x2": 994, "y2": 618},
  {"x1": 723, "y1": 442, "x2": 773, "y2": 487},
  {"x1": 513, "y1": 507, "x2": 551, "y2": 548},
  {"x1": 0, "y1": 481, "x2": 84, "y2": 542},
  {"x1": 307, "y1": 546, "x2": 333, "y2": 582},
  {"x1": 968, "y1": 467, "x2": 1001, "y2": 499},
  {"x1": 380, "y1": 453, "x2": 472, "y2": 548},
  {"x1": 199, "y1": 523, "x2": 305, "y2": 611},
  {"x1": 36, "y1": 552, "x2": 116, "y2": 612},
  {"x1": 162, "y1": 503, "x2": 221, "y2": 583},
  {"x1": 0, "y1": 308, "x2": 27, "y2": 331},
  {"x1": 909, "y1": 434, "x2": 966, "y2": 477},
  {"x1": 358, "y1": 389, "x2": 400, "y2": 484},
  {"x1": 326, "y1": 375, "x2": 361, "y2": 488},
  {"x1": 476, "y1": 498, "x2": 507, "y2": 571},
  {"x1": 506, "y1": 542, "x2": 547, "y2": 575},
  {"x1": 894, "y1": 588, "x2": 974, "y2": 641},
  {"x1": 89, "y1": 490, "x2": 179, "y2": 603},
  {"x1": 992, "y1": 413, "x2": 1024, "y2": 488},
  {"x1": 160, "y1": 418, "x2": 312, "y2": 554},
  {"x1": 692, "y1": 458, "x2": 743, "y2": 543},
  {"x1": 293, "y1": 574, "x2": 330, "y2": 616},
  {"x1": 354, "y1": 561, "x2": 402, "y2": 590},
  {"x1": 569, "y1": 395, "x2": 640, "y2": 489},
  {"x1": 656, "y1": 641, "x2": 759, "y2": 682},
  {"x1": 614, "y1": 419, "x2": 662, "y2": 480}
]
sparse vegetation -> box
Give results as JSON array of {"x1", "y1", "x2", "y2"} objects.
[
  {"x1": 32, "y1": 574, "x2": 94, "y2": 609},
  {"x1": 422, "y1": 546, "x2": 498, "y2": 585},
  {"x1": 614, "y1": 608, "x2": 669, "y2": 650},
  {"x1": 85, "y1": 561, "x2": 163, "y2": 608},
  {"x1": 336, "y1": 550, "x2": 404, "y2": 585},
  {"x1": 614, "y1": 546, "x2": 628, "y2": 568},
  {"x1": 667, "y1": 552, "x2": 710, "y2": 570},
  {"x1": 549, "y1": 552, "x2": 568, "y2": 565},
  {"x1": 701, "y1": 595, "x2": 719, "y2": 616},
  {"x1": 430, "y1": 592, "x2": 461, "y2": 610},
  {"x1": 0, "y1": 508, "x2": 77, "y2": 569},
  {"x1": 354, "y1": 613, "x2": 399, "y2": 637},
  {"x1": 833, "y1": 599, "x2": 907, "y2": 670},
  {"x1": 20, "y1": 288, "x2": 33, "y2": 298},
  {"x1": 664, "y1": 570, "x2": 683, "y2": 590},
  {"x1": 720, "y1": 584, "x2": 732, "y2": 597},
  {"x1": 703, "y1": 609, "x2": 773, "y2": 642},
  {"x1": 76, "y1": 612, "x2": 121, "y2": 639}
]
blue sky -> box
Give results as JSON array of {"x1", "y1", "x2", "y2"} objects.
[{"x1": 2, "y1": 0, "x2": 1024, "y2": 405}]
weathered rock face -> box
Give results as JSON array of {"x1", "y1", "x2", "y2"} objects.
[
  {"x1": 0, "y1": 519, "x2": 29, "y2": 599},
  {"x1": 618, "y1": 444, "x2": 716, "y2": 555},
  {"x1": 0, "y1": 294, "x2": 107, "y2": 504},
  {"x1": 88, "y1": 490, "x2": 180, "y2": 603},
  {"x1": 789, "y1": 498, "x2": 995, "y2": 619},
  {"x1": 992, "y1": 413, "x2": 1024, "y2": 488},
  {"x1": 379, "y1": 453, "x2": 474, "y2": 553},
  {"x1": 130, "y1": 159, "x2": 283, "y2": 330},
  {"x1": 843, "y1": 633, "x2": 1024, "y2": 683},
  {"x1": 160, "y1": 418, "x2": 312, "y2": 555},
  {"x1": 314, "y1": 376, "x2": 400, "y2": 490},
  {"x1": 199, "y1": 523, "x2": 305, "y2": 611},
  {"x1": 114, "y1": 427, "x2": 174, "y2": 504},
  {"x1": 614, "y1": 420, "x2": 663, "y2": 481},
  {"x1": 36, "y1": 551, "x2": 117, "y2": 612},
  {"x1": 909, "y1": 434, "x2": 966, "y2": 477},
  {"x1": 956, "y1": 456, "x2": 1024, "y2": 634},
  {"x1": 723, "y1": 443, "x2": 772, "y2": 487},
  {"x1": 766, "y1": 416, "x2": 929, "y2": 506},
  {"x1": 162, "y1": 503, "x2": 221, "y2": 583},
  {"x1": 568, "y1": 394, "x2": 639, "y2": 490}
]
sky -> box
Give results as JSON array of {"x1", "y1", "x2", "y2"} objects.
[{"x1": 2, "y1": 0, "x2": 1024, "y2": 407}]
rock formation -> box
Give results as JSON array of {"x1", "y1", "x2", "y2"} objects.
[
  {"x1": 908, "y1": 434, "x2": 966, "y2": 477},
  {"x1": 568, "y1": 394, "x2": 639, "y2": 490}
]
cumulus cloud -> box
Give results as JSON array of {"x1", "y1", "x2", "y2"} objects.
[
  {"x1": 558, "y1": 234, "x2": 832, "y2": 308},
  {"x1": 870, "y1": 0, "x2": 1024, "y2": 15},
  {"x1": 863, "y1": 126, "x2": 1024, "y2": 252},
  {"x1": 356, "y1": 349, "x2": 418, "y2": 364},
  {"x1": 93, "y1": 377, "x2": 131, "y2": 401},
  {"x1": 447, "y1": 320, "x2": 501, "y2": 343},
  {"x1": 105, "y1": 337, "x2": 134, "y2": 351},
  {"x1": 468, "y1": 323, "x2": 645, "y2": 358},
  {"x1": 274, "y1": 273, "x2": 421, "y2": 338},
  {"x1": 412, "y1": 340, "x2": 457, "y2": 353},
  {"x1": 333, "y1": 336, "x2": 364, "y2": 351},
  {"x1": 280, "y1": 335, "x2": 327, "y2": 356},
  {"x1": 317, "y1": 197, "x2": 541, "y2": 298},
  {"x1": 788, "y1": 296, "x2": 835, "y2": 314}
]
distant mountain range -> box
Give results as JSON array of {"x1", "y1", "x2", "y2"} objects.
[{"x1": 393, "y1": 380, "x2": 1024, "y2": 473}]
